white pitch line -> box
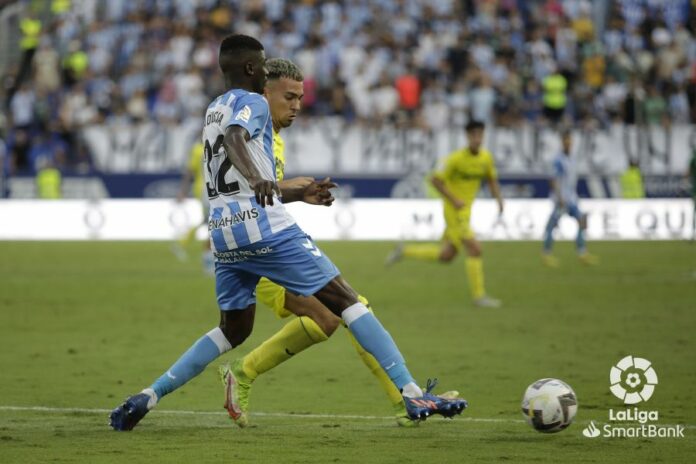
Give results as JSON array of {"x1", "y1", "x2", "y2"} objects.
[
  {"x1": 0, "y1": 405, "x2": 518, "y2": 423},
  {"x1": 1, "y1": 405, "x2": 694, "y2": 429}
]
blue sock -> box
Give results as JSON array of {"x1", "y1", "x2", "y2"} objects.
[
  {"x1": 544, "y1": 211, "x2": 558, "y2": 253},
  {"x1": 151, "y1": 328, "x2": 232, "y2": 400},
  {"x1": 342, "y1": 303, "x2": 414, "y2": 390},
  {"x1": 576, "y1": 229, "x2": 586, "y2": 254}
]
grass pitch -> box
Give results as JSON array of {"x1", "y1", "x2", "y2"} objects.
[{"x1": 0, "y1": 240, "x2": 695, "y2": 463}]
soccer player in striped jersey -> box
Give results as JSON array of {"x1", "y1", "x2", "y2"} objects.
[
  {"x1": 387, "y1": 121, "x2": 503, "y2": 308},
  {"x1": 109, "y1": 35, "x2": 466, "y2": 431},
  {"x1": 218, "y1": 58, "x2": 430, "y2": 428},
  {"x1": 542, "y1": 130, "x2": 598, "y2": 267}
]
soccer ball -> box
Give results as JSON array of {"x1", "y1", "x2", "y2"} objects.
[{"x1": 521, "y1": 378, "x2": 578, "y2": 433}]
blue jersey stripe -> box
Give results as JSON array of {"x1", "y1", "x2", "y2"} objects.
[
  {"x1": 251, "y1": 198, "x2": 272, "y2": 239},
  {"x1": 226, "y1": 201, "x2": 251, "y2": 248},
  {"x1": 210, "y1": 207, "x2": 228, "y2": 251}
]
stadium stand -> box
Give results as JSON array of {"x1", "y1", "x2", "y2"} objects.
[{"x1": 0, "y1": 0, "x2": 694, "y2": 198}]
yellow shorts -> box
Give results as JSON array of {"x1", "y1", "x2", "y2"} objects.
[
  {"x1": 256, "y1": 278, "x2": 291, "y2": 318},
  {"x1": 443, "y1": 206, "x2": 474, "y2": 247},
  {"x1": 255, "y1": 277, "x2": 371, "y2": 319}
]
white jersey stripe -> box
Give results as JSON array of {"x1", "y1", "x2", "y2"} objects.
[{"x1": 238, "y1": 198, "x2": 262, "y2": 244}]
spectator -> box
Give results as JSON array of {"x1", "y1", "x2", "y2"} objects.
[
  {"x1": 620, "y1": 159, "x2": 645, "y2": 198},
  {"x1": 643, "y1": 85, "x2": 668, "y2": 125},
  {"x1": 542, "y1": 67, "x2": 568, "y2": 125},
  {"x1": 0, "y1": 0, "x2": 693, "y2": 176}
]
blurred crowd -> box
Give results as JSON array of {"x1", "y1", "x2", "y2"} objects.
[{"x1": 1, "y1": 0, "x2": 695, "y2": 177}]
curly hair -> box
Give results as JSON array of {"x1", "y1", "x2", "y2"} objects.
[{"x1": 266, "y1": 58, "x2": 304, "y2": 82}]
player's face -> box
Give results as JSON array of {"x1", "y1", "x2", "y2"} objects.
[
  {"x1": 467, "y1": 128, "x2": 484, "y2": 152},
  {"x1": 265, "y1": 78, "x2": 304, "y2": 129}
]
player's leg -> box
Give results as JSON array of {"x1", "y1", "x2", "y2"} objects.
[
  {"x1": 227, "y1": 288, "x2": 415, "y2": 427},
  {"x1": 387, "y1": 208, "x2": 460, "y2": 265},
  {"x1": 241, "y1": 279, "x2": 337, "y2": 376},
  {"x1": 386, "y1": 240, "x2": 458, "y2": 265},
  {"x1": 342, "y1": 296, "x2": 417, "y2": 426},
  {"x1": 570, "y1": 204, "x2": 598, "y2": 265},
  {"x1": 314, "y1": 277, "x2": 467, "y2": 420},
  {"x1": 542, "y1": 205, "x2": 561, "y2": 267},
  {"x1": 256, "y1": 225, "x2": 466, "y2": 420},
  {"x1": 461, "y1": 237, "x2": 500, "y2": 308},
  {"x1": 109, "y1": 265, "x2": 259, "y2": 431}
]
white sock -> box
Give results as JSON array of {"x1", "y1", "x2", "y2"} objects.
[
  {"x1": 140, "y1": 388, "x2": 158, "y2": 410},
  {"x1": 401, "y1": 382, "x2": 423, "y2": 398}
]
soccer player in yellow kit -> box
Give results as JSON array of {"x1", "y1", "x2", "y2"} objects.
[
  {"x1": 219, "y1": 58, "x2": 424, "y2": 427},
  {"x1": 387, "y1": 120, "x2": 504, "y2": 308}
]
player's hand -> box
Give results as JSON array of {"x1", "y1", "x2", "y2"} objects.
[
  {"x1": 250, "y1": 178, "x2": 280, "y2": 207},
  {"x1": 303, "y1": 177, "x2": 337, "y2": 206},
  {"x1": 452, "y1": 198, "x2": 466, "y2": 210}
]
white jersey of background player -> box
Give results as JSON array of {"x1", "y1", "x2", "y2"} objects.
[{"x1": 542, "y1": 131, "x2": 597, "y2": 266}]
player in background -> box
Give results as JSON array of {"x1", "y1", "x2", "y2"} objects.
[
  {"x1": 387, "y1": 121, "x2": 503, "y2": 309},
  {"x1": 218, "y1": 58, "x2": 431, "y2": 428},
  {"x1": 541, "y1": 130, "x2": 598, "y2": 267},
  {"x1": 109, "y1": 35, "x2": 466, "y2": 431},
  {"x1": 688, "y1": 149, "x2": 696, "y2": 241},
  {"x1": 172, "y1": 140, "x2": 215, "y2": 274}
]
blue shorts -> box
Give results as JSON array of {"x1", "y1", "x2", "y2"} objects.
[
  {"x1": 564, "y1": 202, "x2": 583, "y2": 220},
  {"x1": 214, "y1": 224, "x2": 340, "y2": 310},
  {"x1": 547, "y1": 202, "x2": 583, "y2": 227}
]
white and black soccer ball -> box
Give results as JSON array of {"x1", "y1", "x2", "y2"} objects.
[{"x1": 521, "y1": 378, "x2": 578, "y2": 433}]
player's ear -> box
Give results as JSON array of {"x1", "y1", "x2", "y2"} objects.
[{"x1": 245, "y1": 60, "x2": 254, "y2": 76}]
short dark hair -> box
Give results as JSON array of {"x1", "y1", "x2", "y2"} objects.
[
  {"x1": 465, "y1": 120, "x2": 485, "y2": 132},
  {"x1": 267, "y1": 58, "x2": 304, "y2": 81},
  {"x1": 219, "y1": 34, "x2": 264, "y2": 57}
]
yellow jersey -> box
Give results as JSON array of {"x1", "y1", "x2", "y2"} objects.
[
  {"x1": 188, "y1": 142, "x2": 204, "y2": 198},
  {"x1": 273, "y1": 130, "x2": 285, "y2": 182},
  {"x1": 434, "y1": 147, "x2": 497, "y2": 209}
]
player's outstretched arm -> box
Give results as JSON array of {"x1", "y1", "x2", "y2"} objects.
[
  {"x1": 279, "y1": 176, "x2": 336, "y2": 205},
  {"x1": 223, "y1": 125, "x2": 279, "y2": 207},
  {"x1": 431, "y1": 175, "x2": 465, "y2": 210},
  {"x1": 488, "y1": 178, "x2": 504, "y2": 214}
]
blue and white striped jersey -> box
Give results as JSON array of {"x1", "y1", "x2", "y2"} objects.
[
  {"x1": 202, "y1": 89, "x2": 295, "y2": 252},
  {"x1": 551, "y1": 152, "x2": 578, "y2": 205}
]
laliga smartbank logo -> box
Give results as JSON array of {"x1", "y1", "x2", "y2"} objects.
[
  {"x1": 582, "y1": 356, "x2": 685, "y2": 439},
  {"x1": 609, "y1": 355, "x2": 658, "y2": 404}
]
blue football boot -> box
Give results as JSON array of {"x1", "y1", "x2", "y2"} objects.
[
  {"x1": 403, "y1": 379, "x2": 468, "y2": 421},
  {"x1": 109, "y1": 392, "x2": 153, "y2": 431}
]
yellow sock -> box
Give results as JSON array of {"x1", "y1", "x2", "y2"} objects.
[
  {"x1": 345, "y1": 328, "x2": 404, "y2": 407},
  {"x1": 402, "y1": 244, "x2": 440, "y2": 261},
  {"x1": 179, "y1": 225, "x2": 198, "y2": 248},
  {"x1": 242, "y1": 316, "x2": 328, "y2": 380},
  {"x1": 466, "y1": 257, "x2": 485, "y2": 299}
]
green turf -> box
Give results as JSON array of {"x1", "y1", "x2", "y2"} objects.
[{"x1": 0, "y1": 240, "x2": 695, "y2": 463}]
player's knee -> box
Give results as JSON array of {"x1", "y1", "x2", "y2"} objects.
[
  {"x1": 220, "y1": 324, "x2": 251, "y2": 347},
  {"x1": 219, "y1": 308, "x2": 255, "y2": 348},
  {"x1": 317, "y1": 315, "x2": 341, "y2": 337},
  {"x1": 314, "y1": 277, "x2": 359, "y2": 316},
  {"x1": 439, "y1": 249, "x2": 457, "y2": 262},
  {"x1": 579, "y1": 214, "x2": 588, "y2": 230}
]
